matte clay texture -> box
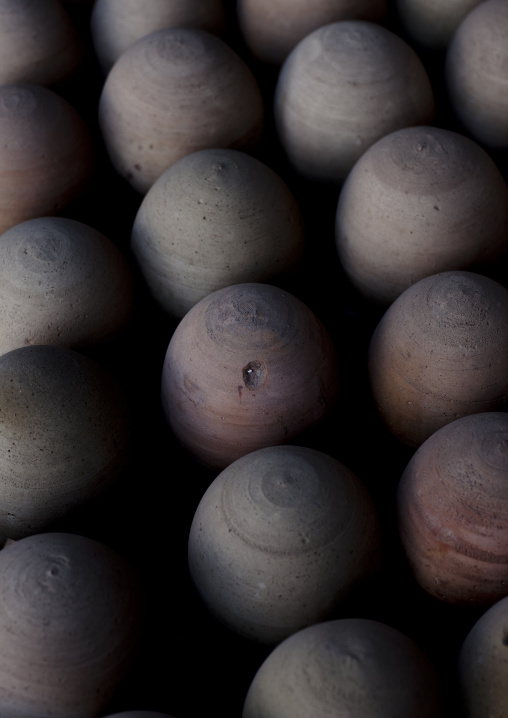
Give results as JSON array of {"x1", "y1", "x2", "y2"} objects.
[
  {"x1": 0, "y1": 82, "x2": 94, "y2": 233},
  {"x1": 0, "y1": 0, "x2": 83, "y2": 85},
  {"x1": 161, "y1": 283, "x2": 340, "y2": 470},
  {"x1": 0, "y1": 216, "x2": 135, "y2": 354},
  {"x1": 395, "y1": 0, "x2": 484, "y2": 49},
  {"x1": 274, "y1": 20, "x2": 435, "y2": 182},
  {"x1": 0, "y1": 532, "x2": 143, "y2": 718},
  {"x1": 0, "y1": 345, "x2": 131, "y2": 539},
  {"x1": 98, "y1": 26, "x2": 264, "y2": 194},
  {"x1": 446, "y1": 0, "x2": 508, "y2": 149},
  {"x1": 368, "y1": 271, "x2": 508, "y2": 447},
  {"x1": 236, "y1": 0, "x2": 387, "y2": 65},
  {"x1": 458, "y1": 595, "x2": 508, "y2": 717},
  {"x1": 91, "y1": 0, "x2": 226, "y2": 74},
  {"x1": 336, "y1": 125, "x2": 508, "y2": 305},
  {"x1": 242, "y1": 618, "x2": 445, "y2": 717},
  {"x1": 398, "y1": 412, "x2": 508, "y2": 606},
  {"x1": 131, "y1": 148, "x2": 305, "y2": 318},
  {"x1": 188, "y1": 445, "x2": 381, "y2": 644}
]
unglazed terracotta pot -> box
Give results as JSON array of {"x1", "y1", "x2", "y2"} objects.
[
  {"x1": 0, "y1": 216, "x2": 134, "y2": 355},
  {"x1": 98, "y1": 27, "x2": 264, "y2": 194},
  {"x1": 397, "y1": 412, "x2": 508, "y2": 606},
  {"x1": 446, "y1": 0, "x2": 508, "y2": 149},
  {"x1": 90, "y1": 0, "x2": 226, "y2": 74},
  {"x1": 0, "y1": 83, "x2": 94, "y2": 233},
  {"x1": 188, "y1": 445, "x2": 381, "y2": 644},
  {"x1": 395, "y1": 0, "x2": 484, "y2": 49},
  {"x1": 131, "y1": 148, "x2": 305, "y2": 318},
  {"x1": 236, "y1": 0, "x2": 387, "y2": 65},
  {"x1": 368, "y1": 271, "x2": 508, "y2": 447},
  {"x1": 0, "y1": 0, "x2": 83, "y2": 85},
  {"x1": 458, "y1": 595, "x2": 508, "y2": 717},
  {"x1": 161, "y1": 283, "x2": 339, "y2": 469},
  {"x1": 242, "y1": 618, "x2": 445, "y2": 717},
  {"x1": 0, "y1": 345, "x2": 131, "y2": 539},
  {"x1": 335, "y1": 125, "x2": 508, "y2": 306},
  {"x1": 0, "y1": 532, "x2": 143, "y2": 718},
  {"x1": 273, "y1": 20, "x2": 434, "y2": 183}
]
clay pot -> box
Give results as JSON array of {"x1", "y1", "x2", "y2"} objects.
[
  {"x1": 458, "y1": 594, "x2": 508, "y2": 717},
  {"x1": 161, "y1": 283, "x2": 339, "y2": 470},
  {"x1": 0, "y1": 0, "x2": 83, "y2": 86},
  {"x1": 0, "y1": 83, "x2": 95, "y2": 234},
  {"x1": 0, "y1": 345, "x2": 131, "y2": 539},
  {"x1": 237, "y1": 0, "x2": 387, "y2": 65},
  {"x1": 242, "y1": 618, "x2": 445, "y2": 717},
  {"x1": 131, "y1": 148, "x2": 305, "y2": 318},
  {"x1": 98, "y1": 27, "x2": 264, "y2": 194},
  {"x1": 395, "y1": 0, "x2": 484, "y2": 49},
  {"x1": 188, "y1": 445, "x2": 381, "y2": 644},
  {"x1": 335, "y1": 125, "x2": 508, "y2": 306},
  {"x1": 91, "y1": 0, "x2": 226, "y2": 74},
  {"x1": 0, "y1": 532, "x2": 143, "y2": 718},
  {"x1": 0, "y1": 216, "x2": 134, "y2": 355},
  {"x1": 368, "y1": 271, "x2": 508, "y2": 447},
  {"x1": 397, "y1": 412, "x2": 508, "y2": 606},
  {"x1": 446, "y1": 0, "x2": 508, "y2": 149},
  {"x1": 273, "y1": 20, "x2": 435, "y2": 183}
]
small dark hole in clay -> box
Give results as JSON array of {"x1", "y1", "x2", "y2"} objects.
[
  {"x1": 502, "y1": 632, "x2": 508, "y2": 646},
  {"x1": 242, "y1": 360, "x2": 267, "y2": 389}
]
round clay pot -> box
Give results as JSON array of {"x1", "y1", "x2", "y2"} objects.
[
  {"x1": 446, "y1": 0, "x2": 508, "y2": 149},
  {"x1": 335, "y1": 125, "x2": 508, "y2": 306},
  {"x1": 273, "y1": 20, "x2": 435, "y2": 183},
  {"x1": 0, "y1": 532, "x2": 143, "y2": 718},
  {"x1": 188, "y1": 445, "x2": 381, "y2": 644},
  {"x1": 0, "y1": 216, "x2": 134, "y2": 355},
  {"x1": 368, "y1": 271, "x2": 508, "y2": 447},
  {"x1": 0, "y1": 83, "x2": 95, "y2": 234},
  {"x1": 161, "y1": 283, "x2": 340, "y2": 470},
  {"x1": 242, "y1": 618, "x2": 445, "y2": 717},
  {"x1": 98, "y1": 27, "x2": 264, "y2": 194},
  {"x1": 90, "y1": 0, "x2": 226, "y2": 74},
  {"x1": 0, "y1": 0, "x2": 83, "y2": 85},
  {"x1": 395, "y1": 0, "x2": 484, "y2": 49},
  {"x1": 131, "y1": 148, "x2": 305, "y2": 318},
  {"x1": 0, "y1": 344, "x2": 131, "y2": 539},
  {"x1": 237, "y1": 0, "x2": 387, "y2": 65},
  {"x1": 397, "y1": 412, "x2": 508, "y2": 606},
  {"x1": 458, "y1": 594, "x2": 508, "y2": 717}
]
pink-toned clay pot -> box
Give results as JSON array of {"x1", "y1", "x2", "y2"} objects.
[
  {"x1": 398, "y1": 412, "x2": 508, "y2": 606},
  {"x1": 0, "y1": 83, "x2": 94, "y2": 233},
  {"x1": 0, "y1": 532, "x2": 143, "y2": 718},
  {"x1": 98, "y1": 27, "x2": 264, "y2": 193},
  {"x1": 368, "y1": 271, "x2": 508, "y2": 447},
  {"x1": 161, "y1": 283, "x2": 339, "y2": 470}
]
